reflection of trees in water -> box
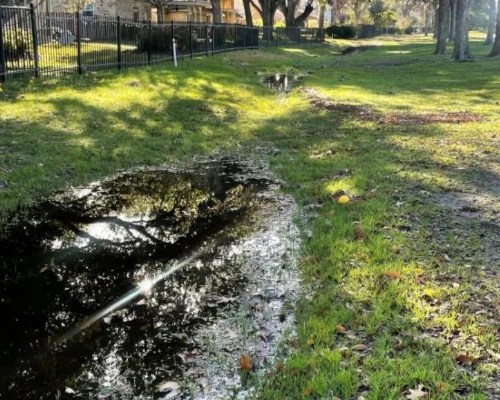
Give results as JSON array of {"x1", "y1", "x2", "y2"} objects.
[{"x1": 0, "y1": 161, "x2": 267, "y2": 400}]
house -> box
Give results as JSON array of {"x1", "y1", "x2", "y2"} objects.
[{"x1": 33, "y1": 0, "x2": 239, "y2": 24}]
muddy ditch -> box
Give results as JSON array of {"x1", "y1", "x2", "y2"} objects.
[{"x1": 0, "y1": 158, "x2": 301, "y2": 399}]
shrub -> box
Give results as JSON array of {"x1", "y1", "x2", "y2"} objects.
[
  {"x1": 324, "y1": 25, "x2": 357, "y2": 39},
  {"x1": 3, "y1": 29, "x2": 33, "y2": 61}
]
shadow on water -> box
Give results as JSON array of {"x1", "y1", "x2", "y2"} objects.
[{"x1": 0, "y1": 158, "x2": 292, "y2": 399}]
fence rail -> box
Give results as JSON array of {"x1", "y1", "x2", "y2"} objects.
[{"x1": 0, "y1": 5, "x2": 323, "y2": 81}]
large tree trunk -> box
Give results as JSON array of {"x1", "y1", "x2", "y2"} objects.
[
  {"x1": 434, "y1": 0, "x2": 450, "y2": 54},
  {"x1": 242, "y1": 0, "x2": 254, "y2": 25},
  {"x1": 261, "y1": 0, "x2": 277, "y2": 40},
  {"x1": 449, "y1": 0, "x2": 456, "y2": 40},
  {"x1": 489, "y1": 0, "x2": 500, "y2": 55},
  {"x1": 485, "y1": 0, "x2": 495, "y2": 44},
  {"x1": 452, "y1": 0, "x2": 472, "y2": 60},
  {"x1": 211, "y1": 0, "x2": 222, "y2": 23}
]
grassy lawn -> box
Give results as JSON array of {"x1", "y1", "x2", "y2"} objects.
[{"x1": 1, "y1": 33, "x2": 499, "y2": 399}]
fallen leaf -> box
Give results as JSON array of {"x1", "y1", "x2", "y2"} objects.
[
  {"x1": 352, "y1": 344, "x2": 368, "y2": 351},
  {"x1": 239, "y1": 354, "x2": 253, "y2": 371},
  {"x1": 336, "y1": 324, "x2": 346, "y2": 334},
  {"x1": 307, "y1": 337, "x2": 315, "y2": 347},
  {"x1": 436, "y1": 381, "x2": 447, "y2": 392},
  {"x1": 302, "y1": 387, "x2": 313, "y2": 396},
  {"x1": 406, "y1": 384, "x2": 428, "y2": 399},
  {"x1": 414, "y1": 276, "x2": 426, "y2": 285},
  {"x1": 355, "y1": 227, "x2": 367, "y2": 241},
  {"x1": 455, "y1": 354, "x2": 475, "y2": 365},
  {"x1": 156, "y1": 381, "x2": 179, "y2": 393},
  {"x1": 382, "y1": 271, "x2": 401, "y2": 280}
]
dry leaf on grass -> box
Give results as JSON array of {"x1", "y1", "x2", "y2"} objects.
[
  {"x1": 355, "y1": 227, "x2": 367, "y2": 241},
  {"x1": 239, "y1": 354, "x2": 253, "y2": 372},
  {"x1": 455, "y1": 354, "x2": 475, "y2": 365},
  {"x1": 406, "y1": 384, "x2": 428, "y2": 399},
  {"x1": 382, "y1": 271, "x2": 402, "y2": 280},
  {"x1": 336, "y1": 324, "x2": 346, "y2": 334},
  {"x1": 352, "y1": 344, "x2": 368, "y2": 351}
]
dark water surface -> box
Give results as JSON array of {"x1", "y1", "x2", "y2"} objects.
[
  {"x1": 263, "y1": 74, "x2": 301, "y2": 92},
  {"x1": 0, "y1": 160, "x2": 278, "y2": 399}
]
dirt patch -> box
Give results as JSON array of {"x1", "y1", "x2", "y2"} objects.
[
  {"x1": 304, "y1": 87, "x2": 483, "y2": 125},
  {"x1": 304, "y1": 87, "x2": 375, "y2": 118}
]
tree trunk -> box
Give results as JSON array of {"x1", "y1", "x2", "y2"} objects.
[
  {"x1": 424, "y1": 5, "x2": 430, "y2": 36},
  {"x1": 211, "y1": 0, "x2": 222, "y2": 23},
  {"x1": 157, "y1": 5, "x2": 165, "y2": 23},
  {"x1": 331, "y1": 0, "x2": 337, "y2": 24},
  {"x1": 434, "y1": 0, "x2": 450, "y2": 54},
  {"x1": 449, "y1": 0, "x2": 456, "y2": 40},
  {"x1": 261, "y1": 0, "x2": 277, "y2": 40},
  {"x1": 433, "y1": 0, "x2": 438, "y2": 37},
  {"x1": 489, "y1": 0, "x2": 500, "y2": 55},
  {"x1": 319, "y1": 3, "x2": 325, "y2": 28},
  {"x1": 485, "y1": 0, "x2": 495, "y2": 44},
  {"x1": 452, "y1": 0, "x2": 472, "y2": 60},
  {"x1": 242, "y1": 0, "x2": 254, "y2": 26}
]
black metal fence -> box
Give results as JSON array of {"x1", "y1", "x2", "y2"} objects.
[{"x1": 0, "y1": 5, "x2": 323, "y2": 81}]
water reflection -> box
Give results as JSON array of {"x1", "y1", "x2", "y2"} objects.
[
  {"x1": 0, "y1": 159, "x2": 272, "y2": 399},
  {"x1": 263, "y1": 74, "x2": 301, "y2": 92}
]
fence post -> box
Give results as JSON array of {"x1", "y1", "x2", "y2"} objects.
[
  {"x1": 117, "y1": 16, "x2": 122, "y2": 70},
  {"x1": 171, "y1": 21, "x2": 175, "y2": 62},
  {"x1": 29, "y1": 4, "x2": 40, "y2": 78},
  {"x1": 211, "y1": 24, "x2": 214, "y2": 56},
  {"x1": 243, "y1": 26, "x2": 246, "y2": 49},
  {"x1": 205, "y1": 23, "x2": 209, "y2": 56},
  {"x1": 147, "y1": 20, "x2": 152, "y2": 65},
  {"x1": 0, "y1": 8, "x2": 6, "y2": 82},
  {"x1": 223, "y1": 23, "x2": 226, "y2": 51},
  {"x1": 189, "y1": 20, "x2": 193, "y2": 59},
  {"x1": 76, "y1": 11, "x2": 83, "y2": 74}
]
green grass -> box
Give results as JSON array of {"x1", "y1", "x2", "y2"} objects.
[{"x1": 1, "y1": 33, "x2": 499, "y2": 399}]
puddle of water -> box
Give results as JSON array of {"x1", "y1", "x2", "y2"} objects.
[
  {"x1": 0, "y1": 158, "x2": 300, "y2": 399},
  {"x1": 263, "y1": 74, "x2": 301, "y2": 92}
]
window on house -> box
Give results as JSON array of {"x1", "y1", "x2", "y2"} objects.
[
  {"x1": 133, "y1": 7, "x2": 139, "y2": 22},
  {"x1": 82, "y1": 2, "x2": 95, "y2": 17}
]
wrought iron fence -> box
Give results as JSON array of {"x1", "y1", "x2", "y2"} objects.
[{"x1": 0, "y1": 5, "x2": 323, "y2": 81}]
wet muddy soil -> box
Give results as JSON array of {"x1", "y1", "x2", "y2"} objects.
[{"x1": 0, "y1": 158, "x2": 300, "y2": 399}]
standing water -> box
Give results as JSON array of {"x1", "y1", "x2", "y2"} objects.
[{"x1": 0, "y1": 159, "x2": 300, "y2": 399}]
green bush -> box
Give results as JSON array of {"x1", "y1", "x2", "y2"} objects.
[
  {"x1": 324, "y1": 25, "x2": 357, "y2": 39},
  {"x1": 3, "y1": 29, "x2": 33, "y2": 61}
]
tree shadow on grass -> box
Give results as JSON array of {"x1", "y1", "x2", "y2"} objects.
[{"x1": 250, "y1": 95, "x2": 497, "y2": 399}]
